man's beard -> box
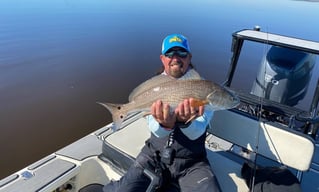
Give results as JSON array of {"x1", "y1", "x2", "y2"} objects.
[{"x1": 169, "y1": 62, "x2": 184, "y2": 78}]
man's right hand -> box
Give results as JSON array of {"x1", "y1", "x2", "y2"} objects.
[{"x1": 151, "y1": 100, "x2": 176, "y2": 130}]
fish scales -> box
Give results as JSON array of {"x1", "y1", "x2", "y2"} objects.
[
  {"x1": 128, "y1": 69, "x2": 202, "y2": 101},
  {"x1": 131, "y1": 80, "x2": 218, "y2": 108},
  {"x1": 98, "y1": 76, "x2": 240, "y2": 131}
]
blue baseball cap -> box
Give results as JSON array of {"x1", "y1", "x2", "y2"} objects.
[{"x1": 161, "y1": 34, "x2": 190, "y2": 54}]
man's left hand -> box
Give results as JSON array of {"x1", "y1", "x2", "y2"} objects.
[{"x1": 175, "y1": 98, "x2": 204, "y2": 123}]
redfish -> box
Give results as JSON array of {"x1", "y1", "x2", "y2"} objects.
[{"x1": 98, "y1": 74, "x2": 240, "y2": 131}]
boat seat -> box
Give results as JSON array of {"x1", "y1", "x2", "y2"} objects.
[
  {"x1": 207, "y1": 110, "x2": 315, "y2": 191},
  {"x1": 209, "y1": 110, "x2": 315, "y2": 171},
  {"x1": 102, "y1": 117, "x2": 150, "y2": 172}
]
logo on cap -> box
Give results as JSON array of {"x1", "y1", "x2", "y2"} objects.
[{"x1": 169, "y1": 36, "x2": 183, "y2": 43}]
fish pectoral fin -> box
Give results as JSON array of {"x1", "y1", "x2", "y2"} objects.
[
  {"x1": 184, "y1": 114, "x2": 198, "y2": 124},
  {"x1": 190, "y1": 99, "x2": 209, "y2": 107},
  {"x1": 185, "y1": 99, "x2": 208, "y2": 124}
]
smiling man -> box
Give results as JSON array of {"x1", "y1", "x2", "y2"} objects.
[
  {"x1": 103, "y1": 34, "x2": 221, "y2": 192},
  {"x1": 160, "y1": 34, "x2": 192, "y2": 78}
]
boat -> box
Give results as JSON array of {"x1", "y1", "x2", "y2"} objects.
[{"x1": 1, "y1": 27, "x2": 319, "y2": 192}]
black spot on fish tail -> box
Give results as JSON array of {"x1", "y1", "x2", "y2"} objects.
[{"x1": 96, "y1": 102, "x2": 127, "y2": 131}]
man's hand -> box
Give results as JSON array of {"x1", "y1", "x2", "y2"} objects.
[
  {"x1": 175, "y1": 98, "x2": 204, "y2": 123},
  {"x1": 151, "y1": 100, "x2": 176, "y2": 130},
  {"x1": 151, "y1": 98, "x2": 204, "y2": 129}
]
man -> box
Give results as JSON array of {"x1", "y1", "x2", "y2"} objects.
[{"x1": 103, "y1": 34, "x2": 221, "y2": 192}]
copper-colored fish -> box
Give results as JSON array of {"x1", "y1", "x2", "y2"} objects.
[{"x1": 98, "y1": 73, "x2": 240, "y2": 131}]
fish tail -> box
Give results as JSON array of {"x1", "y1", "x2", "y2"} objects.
[{"x1": 97, "y1": 102, "x2": 127, "y2": 131}]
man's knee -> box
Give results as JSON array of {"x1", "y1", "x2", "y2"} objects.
[
  {"x1": 103, "y1": 166, "x2": 151, "y2": 192},
  {"x1": 178, "y1": 163, "x2": 221, "y2": 192}
]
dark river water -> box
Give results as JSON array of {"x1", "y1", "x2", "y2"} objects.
[{"x1": 1, "y1": 0, "x2": 319, "y2": 179}]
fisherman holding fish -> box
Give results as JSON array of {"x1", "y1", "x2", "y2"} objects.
[{"x1": 102, "y1": 34, "x2": 238, "y2": 192}]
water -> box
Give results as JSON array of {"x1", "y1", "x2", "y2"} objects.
[{"x1": 1, "y1": 0, "x2": 319, "y2": 179}]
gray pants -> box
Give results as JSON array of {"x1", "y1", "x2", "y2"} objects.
[{"x1": 103, "y1": 153, "x2": 221, "y2": 192}]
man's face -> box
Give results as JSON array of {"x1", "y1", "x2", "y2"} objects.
[{"x1": 160, "y1": 47, "x2": 192, "y2": 78}]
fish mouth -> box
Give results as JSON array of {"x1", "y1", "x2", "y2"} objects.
[
  {"x1": 229, "y1": 91, "x2": 241, "y2": 108},
  {"x1": 232, "y1": 97, "x2": 241, "y2": 108},
  {"x1": 220, "y1": 87, "x2": 241, "y2": 109}
]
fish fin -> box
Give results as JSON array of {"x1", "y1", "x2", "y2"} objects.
[
  {"x1": 129, "y1": 75, "x2": 175, "y2": 101},
  {"x1": 184, "y1": 114, "x2": 198, "y2": 124},
  {"x1": 190, "y1": 99, "x2": 209, "y2": 107},
  {"x1": 186, "y1": 98, "x2": 209, "y2": 124},
  {"x1": 97, "y1": 102, "x2": 127, "y2": 131}
]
